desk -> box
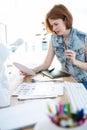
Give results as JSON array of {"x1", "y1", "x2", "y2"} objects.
[{"x1": 7, "y1": 67, "x2": 76, "y2": 130}]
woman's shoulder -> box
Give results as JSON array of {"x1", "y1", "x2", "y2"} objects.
[
  {"x1": 51, "y1": 34, "x2": 62, "y2": 42},
  {"x1": 71, "y1": 28, "x2": 87, "y2": 37},
  {"x1": 51, "y1": 34, "x2": 58, "y2": 39}
]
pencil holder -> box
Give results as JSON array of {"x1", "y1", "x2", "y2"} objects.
[
  {"x1": 34, "y1": 103, "x2": 87, "y2": 130},
  {"x1": 34, "y1": 115, "x2": 87, "y2": 130}
]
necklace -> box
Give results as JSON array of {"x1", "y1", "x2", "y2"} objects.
[
  {"x1": 63, "y1": 37, "x2": 69, "y2": 44},
  {"x1": 63, "y1": 29, "x2": 71, "y2": 44}
]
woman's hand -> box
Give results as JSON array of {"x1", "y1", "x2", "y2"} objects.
[
  {"x1": 65, "y1": 50, "x2": 76, "y2": 64},
  {"x1": 20, "y1": 71, "x2": 29, "y2": 76}
]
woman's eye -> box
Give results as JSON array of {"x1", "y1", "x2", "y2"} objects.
[{"x1": 54, "y1": 23, "x2": 58, "y2": 26}]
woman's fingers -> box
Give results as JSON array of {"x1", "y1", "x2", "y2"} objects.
[
  {"x1": 20, "y1": 71, "x2": 28, "y2": 76},
  {"x1": 65, "y1": 50, "x2": 75, "y2": 57},
  {"x1": 65, "y1": 50, "x2": 76, "y2": 63}
]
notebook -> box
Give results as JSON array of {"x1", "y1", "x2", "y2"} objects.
[
  {"x1": 41, "y1": 69, "x2": 71, "y2": 79},
  {"x1": 12, "y1": 82, "x2": 64, "y2": 100},
  {"x1": 0, "y1": 100, "x2": 50, "y2": 130}
]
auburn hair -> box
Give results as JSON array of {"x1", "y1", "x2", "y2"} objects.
[{"x1": 45, "y1": 4, "x2": 73, "y2": 33}]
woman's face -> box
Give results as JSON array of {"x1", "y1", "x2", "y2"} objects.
[{"x1": 49, "y1": 18, "x2": 66, "y2": 35}]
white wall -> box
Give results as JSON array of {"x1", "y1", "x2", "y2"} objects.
[{"x1": 0, "y1": 0, "x2": 87, "y2": 44}]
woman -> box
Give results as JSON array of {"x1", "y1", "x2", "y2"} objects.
[{"x1": 23, "y1": 4, "x2": 87, "y2": 88}]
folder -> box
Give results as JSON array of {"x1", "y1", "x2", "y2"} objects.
[{"x1": 41, "y1": 69, "x2": 71, "y2": 79}]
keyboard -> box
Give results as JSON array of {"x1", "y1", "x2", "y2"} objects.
[{"x1": 64, "y1": 82, "x2": 87, "y2": 115}]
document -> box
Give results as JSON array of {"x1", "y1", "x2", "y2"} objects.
[
  {"x1": 13, "y1": 62, "x2": 36, "y2": 75},
  {"x1": 12, "y1": 82, "x2": 64, "y2": 100}
]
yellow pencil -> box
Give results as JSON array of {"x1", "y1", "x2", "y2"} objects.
[{"x1": 47, "y1": 104, "x2": 54, "y2": 114}]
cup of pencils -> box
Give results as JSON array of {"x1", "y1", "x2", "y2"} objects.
[
  {"x1": 47, "y1": 103, "x2": 87, "y2": 129},
  {"x1": 34, "y1": 103, "x2": 87, "y2": 130}
]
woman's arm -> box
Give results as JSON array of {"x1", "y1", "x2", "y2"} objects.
[{"x1": 33, "y1": 41, "x2": 55, "y2": 73}]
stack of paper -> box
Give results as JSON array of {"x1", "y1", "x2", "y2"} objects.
[{"x1": 12, "y1": 82, "x2": 64, "y2": 100}]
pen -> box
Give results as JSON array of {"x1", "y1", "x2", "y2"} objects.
[{"x1": 49, "y1": 68, "x2": 55, "y2": 73}]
